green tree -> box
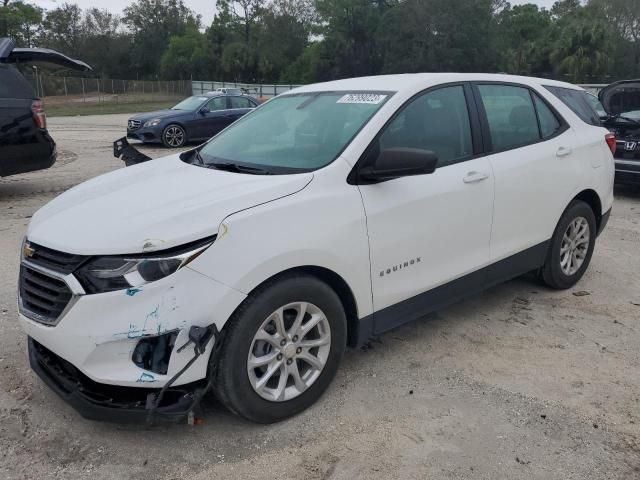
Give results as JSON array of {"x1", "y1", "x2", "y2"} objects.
[
  {"x1": 314, "y1": 0, "x2": 391, "y2": 79},
  {"x1": 0, "y1": 1, "x2": 42, "y2": 45},
  {"x1": 550, "y1": 21, "x2": 611, "y2": 82},
  {"x1": 40, "y1": 3, "x2": 84, "y2": 57},
  {"x1": 123, "y1": 0, "x2": 201, "y2": 78},
  {"x1": 377, "y1": 0, "x2": 497, "y2": 74},
  {"x1": 590, "y1": 0, "x2": 640, "y2": 77},
  {"x1": 495, "y1": 4, "x2": 552, "y2": 75},
  {"x1": 255, "y1": 1, "x2": 312, "y2": 82},
  {"x1": 221, "y1": 41, "x2": 257, "y2": 80},
  {"x1": 161, "y1": 27, "x2": 212, "y2": 79},
  {"x1": 81, "y1": 9, "x2": 132, "y2": 78}
]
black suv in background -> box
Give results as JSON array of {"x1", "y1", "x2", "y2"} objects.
[{"x1": 0, "y1": 38, "x2": 90, "y2": 177}]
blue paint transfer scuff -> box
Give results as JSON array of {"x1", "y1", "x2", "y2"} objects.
[
  {"x1": 137, "y1": 372, "x2": 156, "y2": 383},
  {"x1": 126, "y1": 288, "x2": 142, "y2": 297}
]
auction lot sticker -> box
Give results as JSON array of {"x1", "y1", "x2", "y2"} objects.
[{"x1": 337, "y1": 93, "x2": 387, "y2": 104}]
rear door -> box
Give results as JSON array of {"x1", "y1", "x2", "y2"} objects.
[
  {"x1": 227, "y1": 96, "x2": 257, "y2": 122},
  {"x1": 473, "y1": 83, "x2": 580, "y2": 263}
]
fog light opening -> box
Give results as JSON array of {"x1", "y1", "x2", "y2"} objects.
[{"x1": 132, "y1": 331, "x2": 179, "y2": 375}]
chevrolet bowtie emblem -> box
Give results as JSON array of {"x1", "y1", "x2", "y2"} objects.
[{"x1": 23, "y1": 242, "x2": 35, "y2": 258}]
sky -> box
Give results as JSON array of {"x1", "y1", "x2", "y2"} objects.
[{"x1": 29, "y1": 0, "x2": 559, "y2": 27}]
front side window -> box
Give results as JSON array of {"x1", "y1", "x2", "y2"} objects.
[
  {"x1": 478, "y1": 85, "x2": 540, "y2": 152},
  {"x1": 198, "y1": 91, "x2": 391, "y2": 173},
  {"x1": 378, "y1": 85, "x2": 473, "y2": 167},
  {"x1": 172, "y1": 96, "x2": 208, "y2": 111}
]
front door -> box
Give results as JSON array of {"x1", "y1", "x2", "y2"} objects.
[
  {"x1": 357, "y1": 84, "x2": 495, "y2": 332},
  {"x1": 193, "y1": 96, "x2": 230, "y2": 140}
]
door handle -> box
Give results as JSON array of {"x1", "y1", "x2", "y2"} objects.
[
  {"x1": 463, "y1": 171, "x2": 489, "y2": 184},
  {"x1": 556, "y1": 146, "x2": 573, "y2": 157}
]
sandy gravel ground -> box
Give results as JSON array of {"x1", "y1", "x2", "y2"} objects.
[{"x1": 1, "y1": 114, "x2": 639, "y2": 479}]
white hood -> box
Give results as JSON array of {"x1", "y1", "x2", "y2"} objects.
[{"x1": 28, "y1": 155, "x2": 313, "y2": 255}]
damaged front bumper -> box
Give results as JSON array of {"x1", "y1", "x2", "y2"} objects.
[
  {"x1": 127, "y1": 127, "x2": 161, "y2": 143},
  {"x1": 28, "y1": 337, "x2": 207, "y2": 424}
]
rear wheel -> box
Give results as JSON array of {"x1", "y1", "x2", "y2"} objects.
[
  {"x1": 213, "y1": 274, "x2": 346, "y2": 423},
  {"x1": 161, "y1": 124, "x2": 186, "y2": 148},
  {"x1": 540, "y1": 200, "x2": 596, "y2": 289}
]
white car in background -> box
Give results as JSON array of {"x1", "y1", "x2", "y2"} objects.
[{"x1": 18, "y1": 73, "x2": 614, "y2": 424}]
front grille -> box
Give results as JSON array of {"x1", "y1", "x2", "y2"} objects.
[
  {"x1": 19, "y1": 265, "x2": 73, "y2": 324},
  {"x1": 27, "y1": 242, "x2": 86, "y2": 274},
  {"x1": 128, "y1": 119, "x2": 141, "y2": 130}
]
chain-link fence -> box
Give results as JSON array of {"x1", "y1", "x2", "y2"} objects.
[
  {"x1": 193, "y1": 80, "x2": 605, "y2": 99},
  {"x1": 21, "y1": 73, "x2": 608, "y2": 113},
  {"x1": 24, "y1": 73, "x2": 192, "y2": 109},
  {"x1": 191, "y1": 80, "x2": 302, "y2": 100}
]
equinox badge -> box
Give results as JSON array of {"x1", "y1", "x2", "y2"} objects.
[{"x1": 380, "y1": 257, "x2": 421, "y2": 277}]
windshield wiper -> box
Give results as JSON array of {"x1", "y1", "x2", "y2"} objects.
[
  {"x1": 205, "y1": 162, "x2": 272, "y2": 175},
  {"x1": 193, "y1": 149, "x2": 205, "y2": 165}
]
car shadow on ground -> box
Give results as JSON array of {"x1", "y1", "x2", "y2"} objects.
[
  {"x1": 614, "y1": 183, "x2": 640, "y2": 200},
  {"x1": 84, "y1": 273, "x2": 545, "y2": 436}
]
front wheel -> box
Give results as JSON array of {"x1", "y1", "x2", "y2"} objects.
[
  {"x1": 161, "y1": 124, "x2": 186, "y2": 148},
  {"x1": 213, "y1": 274, "x2": 347, "y2": 423},
  {"x1": 540, "y1": 200, "x2": 597, "y2": 290}
]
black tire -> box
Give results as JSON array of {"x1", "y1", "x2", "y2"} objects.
[
  {"x1": 213, "y1": 273, "x2": 347, "y2": 423},
  {"x1": 540, "y1": 200, "x2": 597, "y2": 290},
  {"x1": 161, "y1": 124, "x2": 186, "y2": 148}
]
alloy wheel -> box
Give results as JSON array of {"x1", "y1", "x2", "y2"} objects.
[
  {"x1": 247, "y1": 302, "x2": 331, "y2": 402},
  {"x1": 560, "y1": 216, "x2": 590, "y2": 276},
  {"x1": 164, "y1": 126, "x2": 185, "y2": 147}
]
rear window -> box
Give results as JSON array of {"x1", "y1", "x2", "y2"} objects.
[
  {"x1": 230, "y1": 96, "x2": 254, "y2": 109},
  {"x1": 544, "y1": 86, "x2": 600, "y2": 126},
  {"x1": 0, "y1": 65, "x2": 34, "y2": 99},
  {"x1": 478, "y1": 84, "x2": 541, "y2": 151}
]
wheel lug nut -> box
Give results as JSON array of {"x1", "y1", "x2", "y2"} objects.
[
  {"x1": 286, "y1": 359, "x2": 292, "y2": 365},
  {"x1": 280, "y1": 339, "x2": 286, "y2": 347},
  {"x1": 296, "y1": 347, "x2": 302, "y2": 354},
  {"x1": 277, "y1": 353, "x2": 283, "y2": 361},
  {"x1": 293, "y1": 335, "x2": 298, "y2": 342}
]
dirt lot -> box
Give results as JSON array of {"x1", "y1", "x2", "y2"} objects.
[{"x1": 1, "y1": 114, "x2": 639, "y2": 479}]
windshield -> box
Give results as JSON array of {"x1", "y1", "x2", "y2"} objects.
[
  {"x1": 172, "y1": 96, "x2": 207, "y2": 111},
  {"x1": 198, "y1": 91, "x2": 391, "y2": 173}
]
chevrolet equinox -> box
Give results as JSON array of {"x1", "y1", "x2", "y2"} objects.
[{"x1": 18, "y1": 74, "x2": 615, "y2": 424}]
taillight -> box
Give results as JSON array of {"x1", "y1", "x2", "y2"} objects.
[
  {"x1": 605, "y1": 133, "x2": 616, "y2": 155},
  {"x1": 31, "y1": 99, "x2": 46, "y2": 129}
]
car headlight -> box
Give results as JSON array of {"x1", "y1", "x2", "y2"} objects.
[
  {"x1": 143, "y1": 118, "x2": 162, "y2": 128},
  {"x1": 76, "y1": 237, "x2": 215, "y2": 294}
]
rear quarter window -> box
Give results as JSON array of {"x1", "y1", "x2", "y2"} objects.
[
  {"x1": 0, "y1": 65, "x2": 35, "y2": 99},
  {"x1": 544, "y1": 85, "x2": 600, "y2": 126}
]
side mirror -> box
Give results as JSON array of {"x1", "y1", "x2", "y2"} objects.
[
  {"x1": 357, "y1": 148, "x2": 438, "y2": 183},
  {"x1": 200, "y1": 107, "x2": 210, "y2": 115}
]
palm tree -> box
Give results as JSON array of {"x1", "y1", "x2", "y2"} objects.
[{"x1": 550, "y1": 21, "x2": 610, "y2": 83}]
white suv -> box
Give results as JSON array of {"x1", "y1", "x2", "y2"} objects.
[{"x1": 18, "y1": 74, "x2": 614, "y2": 424}]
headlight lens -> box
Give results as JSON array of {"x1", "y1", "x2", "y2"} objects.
[
  {"x1": 76, "y1": 238, "x2": 215, "y2": 294},
  {"x1": 143, "y1": 118, "x2": 162, "y2": 127}
]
